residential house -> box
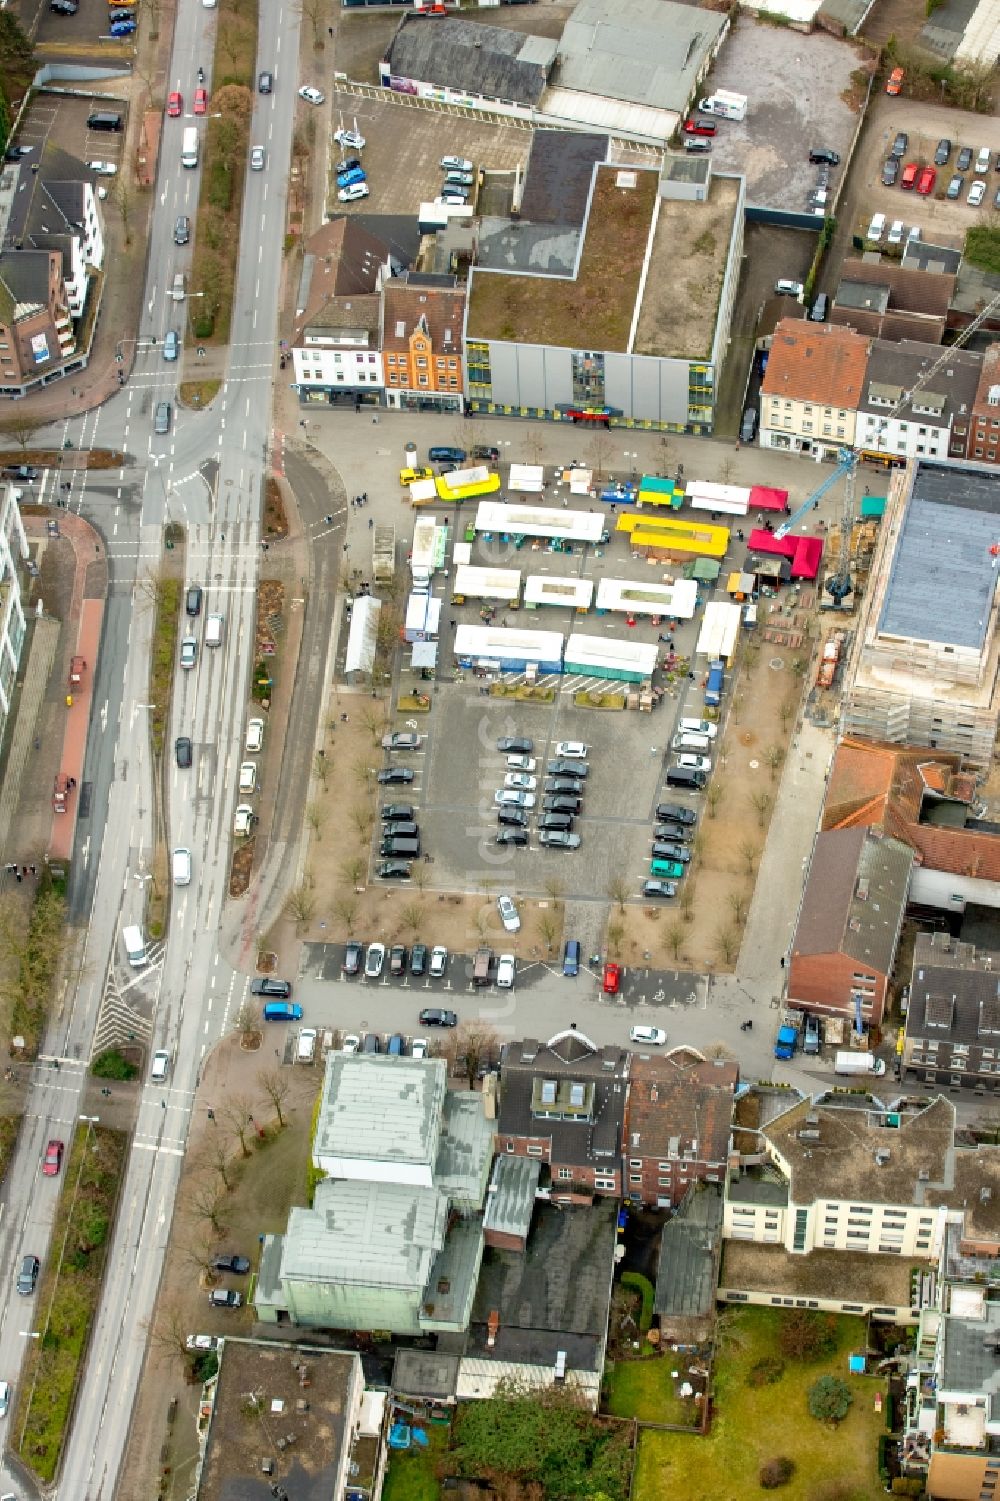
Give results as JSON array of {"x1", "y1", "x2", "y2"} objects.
[
  {"x1": 622, "y1": 1050, "x2": 737, "y2": 1208},
  {"x1": 822, "y1": 737, "x2": 1000, "y2": 916},
  {"x1": 788, "y1": 825, "x2": 912, "y2": 1027},
  {"x1": 831, "y1": 258, "x2": 955, "y2": 345},
  {"x1": 496, "y1": 1029, "x2": 629, "y2": 1197},
  {"x1": 968, "y1": 342, "x2": 1000, "y2": 465},
  {"x1": 854, "y1": 338, "x2": 980, "y2": 465},
  {"x1": 255, "y1": 1054, "x2": 492, "y2": 1334},
  {"x1": 759, "y1": 320, "x2": 870, "y2": 457},
  {"x1": 381, "y1": 274, "x2": 466, "y2": 413},
  {"x1": 901, "y1": 932, "x2": 1000, "y2": 1090},
  {"x1": 0, "y1": 251, "x2": 75, "y2": 394},
  {"x1": 292, "y1": 218, "x2": 393, "y2": 407},
  {"x1": 839, "y1": 460, "x2": 1000, "y2": 767}
]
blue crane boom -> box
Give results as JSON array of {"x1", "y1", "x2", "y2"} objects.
[{"x1": 774, "y1": 448, "x2": 856, "y2": 540}]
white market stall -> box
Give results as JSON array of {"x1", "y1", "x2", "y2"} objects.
[
  {"x1": 453, "y1": 565, "x2": 522, "y2": 603},
  {"x1": 453, "y1": 624, "x2": 564, "y2": 674},
  {"x1": 523, "y1": 576, "x2": 594, "y2": 611},
  {"x1": 564, "y1": 633, "x2": 657, "y2": 682},
  {"x1": 685, "y1": 482, "x2": 751, "y2": 516},
  {"x1": 695, "y1": 600, "x2": 742, "y2": 660},
  {"x1": 508, "y1": 464, "x2": 545, "y2": 494},
  {"x1": 595, "y1": 577, "x2": 698, "y2": 619},
  {"x1": 474, "y1": 501, "x2": 604, "y2": 545}
]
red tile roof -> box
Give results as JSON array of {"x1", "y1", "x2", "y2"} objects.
[
  {"x1": 625, "y1": 1053, "x2": 737, "y2": 1164},
  {"x1": 762, "y1": 319, "x2": 870, "y2": 408}
]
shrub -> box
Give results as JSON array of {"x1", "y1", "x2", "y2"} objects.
[
  {"x1": 621, "y1": 1271, "x2": 655, "y2": 1333},
  {"x1": 760, "y1": 1457, "x2": 796, "y2": 1489},
  {"x1": 808, "y1": 1375, "x2": 854, "y2": 1424},
  {"x1": 778, "y1": 1308, "x2": 839, "y2": 1362},
  {"x1": 91, "y1": 1048, "x2": 138, "y2": 1081},
  {"x1": 749, "y1": 1357, "x2": 785, "y2": 1387}
]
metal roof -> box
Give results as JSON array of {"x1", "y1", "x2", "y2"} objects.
[
  {"x1": 313, "y1": 1053, "x2": 446, "y2": 1170},
  {"x1": 556, "y1": 0, "x2": 726, "y2": 113},
  {"x1": 282, "y1": 1178, "x2": 448, "y2": 1289},
  {"x1": 483, "y1": 1155, "x2": 540, "y2": 1241}
]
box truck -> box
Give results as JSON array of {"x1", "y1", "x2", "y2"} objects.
[
  {"x1": 123, "y1": 924, "x2": 148, "y2": 967},
  {"x1": 834, "y1": 1051, "x2": 886, "y2": 1076},
  {"x1": 181, "y1": 127, "x2": 199, "y2": 169},
  {"x1": 697, "y1": 90, "x2": 747, "y2": 122},
  {"x1": 704, "y1": 659, "x2": 725, "y2": 707}
]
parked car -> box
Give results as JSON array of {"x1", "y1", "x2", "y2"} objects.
[
  {"x1": 947, "y1": 174, "x2": 965, "y2": 199},
  {"x1": 891, "y1": 131, "x2": 908, "y2": 158},
  {"x1": 888, "y1": 218, "x2": 904, "y2": 245},
  {"x1": 808, "y1": 146, "x2": 839, "y2": 164},
  {"x1": 378, "y1": 862, "x2": 412, "y2": 880},
  {"x1": 629, "y1": 1025, "x2": 667, "y2": 1046},
  {"x1": 543, "y1": 795, "x2": 581, "y2": 815},
  {"x1": 245, "y1": 717, "x2": 264, "y2": 752},
  {"x1": 298, "y1": 86, "x2": 325, "y2": 105},
  {"x1": 652, "y1": 841, "x2": 691, "y2": 861},
  {"x1": 544, "y1": 778, "x2": 583, "y2": 795},
  {"x1": 885, "y1": 66, "x2": 904, "y2": 95},
  {"x1": 175, "y1": 736, "x2": 192, "y2": 768},
  {"x1": 546, "y1": 760, "x2": 588, "y2": 779},
  {"x1": 975, "y1": 145, "x2": 991, "y2": 175},
  {"x1": 934, "y1": 137, "x2": 952, "y2": 165},
  {"x1": 916, "y1": 166, "x2": 936, "y2": 196},
  {"x1": 389, "y1": 944, "x2": 407, "y2": 977},
  {"x1": 969, "y1": 180, "x2": 986, "y2": 207},
  {"x1": 655, "y1": 803, "x2": 697, "y2": 825},
  {"x1": 504, "y1": 772, "x2": 536, "y2": 791},
  {"x1": 208, "y1": 1289, "x2": 242, "y2": 1308},
  {"x1": 494, "y1": 789, "x2": 535, "y2": 808},
  {"x1": 497, "y1": 895, "x2": 520, "y2": 932},
  {"x1": 365, "y1": 943, "x2": 385, "y2": 979},
  {"x1": 473, "y1": 444, "x2": 500, "y2": 462},
  {"x1": 602, "y1": 962, "x2": 621, "y2": 995},
  {"x1": 440, "y1": 155, "x2": 472, "y2": 172},
  {"x1": 900, "y1": 161, "x2": 918, "y2": 190},
  {"x1": 505, "y1": 754, "x2": 536, "y2": 772},
  {"x1": 343, "y1": 940, "x2": 363, "y2": 976},
  {"x1": 444, "y1": 171, "x2": 474, "y2": 186},
  {"x1": 410, "y1": 1039, "x2": 429, "y2": 1059},
  {"x1": 642, "y1": 879, "x2": 677, "y2": 899},
  {"x1": 496, "y1": 954, "x2": 516, "y2": 989},
  {"x1": 429, "y1": 945, "x2": 448, "y2": 977},
  {"x1": 496, "y1": 736, "x2": 532, "y2": 753},
  {"x1": 562, "y1": 940, "x2": 581, "y2": 976},
  {"x1": 496, "y1": 828, "x2": 528, "y2": 846},
  {"x1": 338, "y1": 182, "x2": 369, "y2": 203},
  {"x1": 212, "y1": 1254, "x2": 250, "y2": 1274},
  {"x1": 803, "y1": 1013, "x2": 821, "y2": 1055},
  {"x1": 335, "y1": 127, "x2": 365, "y2": 149},
  {"x1": 410, "y1": 943, "x2": 428, "y2": 976},
  {"x1": 419, "y1": 1007, "x2": 457, "y2": 1027},
  {"x1": 683, "y1": 117, "x2": 716, "y2": 136},
  {"x1": 957, "y1": 145, "x2": 973, "y2": 171},
  {"x1": 881, "y1": 157, "x2": 899, "y2": 187},
  {"x1": 774, "y1": 279, "x2": 803, "y2": 297},
  {"x1": 87, "y1": 160, "x2": 118, "y2": 176},
  {"x1": 42, "y1": 1139, "x2": 64, "y2": 1177},
  {"x1": 377, "y1": 767, "x2": 413, "y2": 784},
  {"x1": 650, "y1": 859, "x2": 685, "y2": 879},
  {"x1": 250, "y1": 978, "x2": 292, "y2": 997},
  {"x1": 497, "y1": 807, "x2": 529, "y2": 828},
  {"x1": 381, "y1": 803, "x2": 415, "y2": 822},
  {"x1": 539, "y1": 812, "x2": 573, "y2": 832},
  {"x1": 654, "y1": 822, "x2": 689, "y2": 842},
  {"x1": 539, "y1": 830, "x2": 581, "y2": 849},
  {"x1": 554, "y1": 740, "x2": 588, "y2": 759}
]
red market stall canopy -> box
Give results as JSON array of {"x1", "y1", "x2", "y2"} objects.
[
  {"x1": 749, "y1": 486, "x2": 789, "y2": 513},
  {"x1": 747, "y1": 529, "x2": 823, "y2": 580}
]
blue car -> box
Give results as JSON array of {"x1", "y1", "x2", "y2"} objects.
[
  {"x1": 562, "y1": 939, "x2": 581, "y2": 977},
  {"x1": 262, "y1": 1001, "x2": 303, "y2": 1022},
  {"x1": 336, "y1": 167, "x2": 366, "y2": 188},
  {"x1": 110, "y1": 18, "x2": 135, "y2": 32}
]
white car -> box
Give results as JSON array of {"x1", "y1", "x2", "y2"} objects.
[
  {"x1": 0, "y1": 1381, "x2": 9, "y2": 1418},
  {"x1": 866, "y1": 213, "x2": 886, "y2": 244},
  {"x1": 495, "y1": 789, "x2": 535, "y2": 808},
  {"x1": 887, "y1": 219, "x2": 904, "y2": 245},
  {"x1": 180, "y1": 636, "x2": 197, "y2": 669},
  {"x1": 506, "y1": 755, "x2": 536, "y2": 772},
  {"x1": 429, "y1": 945, "x2": 448, "y2": 977},
  {"x1": 185, "y1": 1334, "x2": 219, "y2": 1351},
  {"x1": 629, "y1": 1025, "x2": 667, "y2": 1046},
  {"x1": 774, "y1": 278, "x2": 803, "y2": 297},
  {"x1": 338, "y1": 183, "x2": 369, "y2": 203},
  {"x1": 411, "y1": 1038, "x2": 429, "y2": 1059},
  {"x1": 250, "y1": 145, "x2": 265, "y2": 170},
  {"x1": 365, "y1": 942, "x2": 385, "y2": 979},
  {"x1": 341, "y1": 1033, "x2": 360, "y2": 1054},
  {"x1": 497, "y1": 894, "x2": 520, "y2": 933},
  {"x1": 440, "y1": 155, "x2": 472, "y2": 172},
  {"x1": 675, "y1": 753, "x2": 711, "y2": 773},
  {"x1": 298, "y1": 86, "x2": 325, "y2": 105},
  {"x1": 968, "y1": 180, "x2": 986, "y2": 207},
  {"x1": 504, "y1": 772, "x2": 537, "y2": 791},
  {"x1": 436, "y1": 193, "x2": 467, "y2": 207},
  {"x1": 496, "y1": 954, "x2": 515, "y2": 989},
  {"x1": 335, "y1": 127, "x2": 365, "y2": 150},
  {"x1": 555, "y1": 741, "x2": 588, "y2": 759},
  {"x1": 678, "y1": 718, "x2": 717, "y2": 740},
  {"x1": 87, "y1": 160, "x2": 117, "y2": 176},
  {"x1": 238, "y1": 761, "x2": 257, "y2": 794},
  {"x1": 233, "y1": 804, "x2": 254, "y2": 835},
  {"x1": 245, "y1": 717, "x2": 264, "y2": 753}
]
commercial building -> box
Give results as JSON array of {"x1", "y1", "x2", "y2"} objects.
[
  {"x1": 831, "y1": 258, "x2": 955, "y2": 346},
  {"x1": 759, "y1": 320, "x2": 869, "y2": 457},
  {"x1": 788, "y1": 825, "x2": 912, "y2": 1027},
  {"x1": 901, "y1": 932, "x2": 1000, "y2": 1091},
  {"x1": 291, "y1": 218, "x2": 393, "y2": 406},
  {"x1": 496, "y1": 1030, "x2": 629, "y2": 1197},
  {"x1": 382, "y1": 274, "x2": 466, "y2": 413},
  {"x1": 256, "y1": 1054, "x2": 492, "y2": 1334},
  {"x1": 854, "y1": 339, "x2": 980, "y2": 465},
  {"x1": 839, "y1": 461, "x2": 1000, "y2": 766},
  {"x1": 623, "y1": 1051, "x2": 737, "y2": 1208},
  {"x1": 466, "y1": 136, "x2": 744, "y2": 433},
  {"x1": 0, "y1": 485, "x2": 29, "y2": 750},
  {"x1": 381, "y1": 14, "x2": 557, "y2": 116},
  {"x1": 969, "y1": 343, "x2": 1000, "y2": 464}
]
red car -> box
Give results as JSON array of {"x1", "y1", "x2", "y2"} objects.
[
  {"x1": 916, "y1": 165, "x2": 936, "y2": 196},
  {"x1": 167, "y1": 91, "x2": 182, "y2": 117},
  {"x1": 683, "y1": 117, "x2": 716, "y2": 137},
  {"x1": 602, "y1": 962, "x2": 622, "y2": 996},
  {"x1": 42, "y1": 1139, "x2": 64, "y2": 1177},
  {"x1": 900, "y1": 161, "x2": 918, "y2": 189},
  {"x1": 193, "y1": 88, "x2": 207, "y2": 115}
]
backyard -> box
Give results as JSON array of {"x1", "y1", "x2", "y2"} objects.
[
  {"x1": 605, "y1": 1354, "x2": 701, "y2": 1427},
  {"x1": 633, "y1": 1307, "x2": 885, "y2": 1501},
  {"x1": 382, "y1": 1423, "x2": 448, "y2": 1501}
]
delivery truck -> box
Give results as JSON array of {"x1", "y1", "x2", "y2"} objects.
[
  {"x1": 704, "y1": 658, "x2": 725, "y2": 707},
  {"x1": 181, "y1": 127, "x2": 199, "y2": 169},
  {"x1": 834, "y1": 1050, "x2": 886, "y2": 1077},
  {"x1": 697, "y1": 89, "x2": 747, "y2": 122}
]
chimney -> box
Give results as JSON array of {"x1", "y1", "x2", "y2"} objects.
[
  {"x1": 487, "y1": 1310, "x2": 500, "y2": 1347},
  {"x1": 650, "y1": 1084, "x2": 658, "y2": 1103}
]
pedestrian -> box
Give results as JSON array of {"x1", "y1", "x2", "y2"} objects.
[
  {"x1": 362, "y1": 492, "x2": 367, "y2": 504},
  {"x1": 372, "y1": 415, "x2": 379, "y2": 425},
  {"x1": 756, "y1": 512, "x2": 763, "y2": 524},
  {"x1": 450, "y1": 619, "x2": 456, "y2": 628},
  {"x1": 325, "y1": 514, "x2": 333, "y2": 525},
  {"x1": 29, "y1": 865, "x2": 36, "y2": 876},
  {"x1": 368, "y1": 517, "x2": 374, "y2": 529},
  {"x1": 220, "y1": 531, "x2": 225, "y2": 541},
  {"x1": 779, "y1": 956, "x2": 785, "y2": 969},
  {"x1": 328, "y1": 24, "x2": 333, "y2": 34},
  {"x1": 15, "y1": 871, "x2": 21, "y2": 884},
  {"x1": 300, "y1": 419, "x2": 306, "y2": 429}
]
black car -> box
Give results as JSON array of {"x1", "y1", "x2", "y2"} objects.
[
  {"x1": 891, "y1": 131, "x2": 908, "y2": 158},
  {"x1": 378, "y1": 861, "x2": 412, "y2": 879},
  {"x1": 496, "y1": 828, "x2": 528, "y2": 846},
  {"x1": 655, "y1": 803, "x2": 697, "y2": 825},
  {"x1": 108, "y1": 8, "x2": 134, "y2": 18},
  {"x1": 381, "y1": 803, "x2": 414, "y2": 822},
  {"x1": 175, "y1": 736, "x2": 193, "y2": 768},
  {"x1": 377, "y1": 767, "x2": 414, "y2": 785},
  {"x1": 642, "y1": 880, "x2": 677, "y2": 899},
  {"x1": 546, "y1": 760, "x2": 588, "y2": 779},
  {"x1": 497, "y1": 737, "x2": 533, "y2": 753},
  {"x1": 410, "y1": 943, "x2": 428, "y2": 976},
  {"x1": 343, "y1": 940, "x2": 363, "y2": 976},
  {"x1": 651, "y1": 841, "x2": 691, "y2": 861},
  {"x1": 212, "y1": 1254, "x2": 250, "y2": 1274},
  {"x1": 497, "y1": 807, "x2": 528, "y2": 828},
  {"x1": 16, "y1": 1254, "x2": 39, "y2": 1296},
  {"x1": 337, "y1": 155, "x2": 360, "y2": 174},
  {"x1": 250, "y1": 977, "x2": 292, "y2": 998},
  {"x1": 258, "y1": 70, "x2": 273, "y2": 93},
  {"x1": 808, "y1": 147, "x2": 840, "y2": 165},
  {"x1": 50, "y1": 1, "x2": 79, "y2": 12},
  {"x1": 654, "y1": 822, "x2": 689, "y2": 842},
  {"x1": 934, "y1": 138, "x2": 952, "y2": 166},
  {"x1": 186, "y1": 584, "x2": 203, "y2": 616},
  {"x1": 881, "y1": 157, "x2": 899, "y2": 187},
  {"x1": 957, "y1": 145, "x2": 973, "y2": 171},
  {"x1": 362, "y1": 1032, "x2": 380, "y2": 1053},
  {"x1": 539, "y1": 812, "x2": 573, "y2": 831},
  {"x1": 543, "y1": 795, "x2": 581, "y2": 814},
  {"x1": 420, "y1": 1007, "x2": 457, "y2": 1027},
  {"x1": 473, "y1": 444, "x2": 500, "y2": 462},
  {"x1": 544, "y1": 778, "x2": 583, "y2": 795},
  {"x1": 389, "y1": 944, "x2": 407, "y2": 976},
  {"x1": 5, "y1": 463, "x2": 38, "y2": 477}
]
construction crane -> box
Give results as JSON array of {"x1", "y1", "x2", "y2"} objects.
[{"x1": 773, "y1": 289, "x2": 1000, "y2": 605}]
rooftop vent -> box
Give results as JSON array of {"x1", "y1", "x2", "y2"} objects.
[{"x1": 875, "y1": 1148, "x2": 891, "y2": 1166}]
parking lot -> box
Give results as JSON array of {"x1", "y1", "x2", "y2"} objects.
[
  {"x1": 327, "y1": 89, "x2": 532, "y2": 217},
  {"x1": 15, "y1": 90, "x2": 128, "y2": 176},
  {"x1": 33, "y1": 0, "x2": 136, "y2": 55}
]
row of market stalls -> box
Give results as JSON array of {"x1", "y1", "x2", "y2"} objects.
[
  {"x1": 452, "y1": 624, "x2": 659, "y2": 683},
  {"x1": 449, "y1": 565, "x2": 699, "y2": 620}
]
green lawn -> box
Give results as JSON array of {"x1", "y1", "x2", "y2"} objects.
[
  {"x1": 604, "y1": 1356, "x2": 699, "y2": 1426},
  {"x1": 634, "y1": 1308, "x2": 884, "y2": 1501},
  {"x1": 382, "y1": 1422, "x2": 448, "y2": 1501}
]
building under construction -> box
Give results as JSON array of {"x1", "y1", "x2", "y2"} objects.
[{"x1": 839, "y1": 459, "x2": 1000, "y2": 768}]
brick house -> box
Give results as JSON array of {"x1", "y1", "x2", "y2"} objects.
[
  {"x1": 759, "y1": 319, "x2": 871, "y2": 458},
  {"x1": 623, "y1": 1051, "x2": 737, "y2": 1208},
  {"x1": 969, "y1": 342, "x2": 1000, "y2": 465},
  {"x1": 381, "y1": 274, "x2": 466, "y2": 414},
  {"x1": 788, "y1": 825, "x2": 913, "y2": 1026},
  {"x1": 496, "y1": 1030, "x2": 628, "y2": 1198}
]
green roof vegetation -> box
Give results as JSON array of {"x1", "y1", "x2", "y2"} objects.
[
  {"x1": 468, "y1": 166, "x2": 657, "y2": 352},
  {"x1": 965, "y1": 225, "x2": 1000, "y2": 276}
]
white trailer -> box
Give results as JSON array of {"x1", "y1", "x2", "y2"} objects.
[{"x1": 834, "y1": 1051, "x2": 886, "y2": 1076}]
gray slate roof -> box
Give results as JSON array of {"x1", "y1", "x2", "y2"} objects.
[
  {"x1": 385, "y1": 15, "x2": 556, "y2": 107},
  {"x1": 483, "y1": 1154, "x2": 540, "y2": 1241},
  {"x1": 654, "y1": 1184, "x2": 723, "y2": 1317},
  {"x1": 793, "y1": 827, "x2": 912, "y2": 976},
  {"x1": 858, "y1": 338, "x2": 981, "y2": 426},
  {"x1": 497, "y1": 1030, "x2": 628, "y2": 1170},
  {"x1": 556, "y1": 0, "x2": 726, "y2": 113},
  {"x1": 907, "y1": 931, "x2": 1000, "y2": 1047}
]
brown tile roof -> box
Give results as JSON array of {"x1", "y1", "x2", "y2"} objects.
[
  {"x1": 761, "y1": 319, "x2": 870, "y2": 408},
  {"x1": 972, "y1": 341, "x2": 1000, "y2": 418},
  {"x1": 835, "y1": 258, "x2": 955, "y2": 319},
  {"x1": 298, "y1": 218, "x2": 390, "y2": 309},
  {"x1": 382, "y1": 281, "x2": 466, "y2": 357},
  {"x1": 792, "y1": 826, "x2": 912, "y2": 973},
  {"x1": 625, "y1": 1054, "x2": 737, "y2": 1165}
]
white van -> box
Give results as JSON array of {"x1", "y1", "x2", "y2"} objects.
[
  {"x1": 123, "y1": 924, "x2": 147, "y2": 967},
  {"x1": 675, "y1": 752, "x2": 712, "y2": 773},
  {"x1": 172, "y1": 847, "x2": 192, "y2": 886},
  {"x1": 150, "y1": 1049, "x2": 171, "y2": 1082},
  {"x1": 866, "y1": 212, "x2": 886, "y2": 243},
  {"x1": 297, "y1": 1028, "x2": 317, "y2": 1063},
  {"x1": 239, "y1": 762, "x2": 257, "y2": 794},
  {"x1": 678, "y1": 718, "x2": 718, "y2": 740},
  {"x1": 205, "y1": 613, "x2": 224, "y2": 648},
  {"x1": 171, "y1": 273, "x2": 185, "y2": 302},
  {"x1": 671, "y1": 732, "x2": 711, "y2": 754}
]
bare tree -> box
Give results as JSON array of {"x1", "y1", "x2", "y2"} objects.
[
  {"x1": 361, "y1": 706, "x2": 387, "y2": 745},
  {"x1": 332, "y1": 895, "x2": 358, "y2": 934},
  {"x1": 305, "y1": 802, "x2": 327, "y2": 841},
  {"x1": 299, "y1": 0, "x2": 326, "y2": 48},
  {"x1": 717, "y1": 457, "x2": 735, "y2": 487},
  {"x1": 607, "y1": 875, "x2": 629, "y2": 913},
  {"x1": 112, "y1": 178, "x2": 133, "y2": 249},
  {"x1": 678, "y1": 884, "x2": 694, "y2": 924},
  {"x1": 665, "y1": 921, "x2": 685, "y2": 962},
  {"x1": 257, "y1": 1068, "x2": 291, "y2": 1128},
  {"x1": 180, "y1": 1234, "x2": 219, "y2": 1277},
  {"x1": 538, "y1": 912, "x2": 558, "y2": 953},
  {"x1": 412, "y1": 861, "x2": 429, "y2": 893},
  {"x1": 186, "y1": 1180, "x2": 228, "y2": 1237},
  {"x1": 706, "y1": 781, "x2": 724, "y2": 819},
  {"x1": 339, "y1": 855, "x2": 365, "y2": 889},
  {"x1": 147, "y1": 1299, "x2": 197, "y2": 1365},
  {"x1": 313, "y1": 753, "x2": 330, "y2": 791},
  {"x1": 285, "y1": 883, "x2": 317, "y2": 931},
  {"x1": 0, "y1": 415, "x2": 41, "y2": 454},
  {"x1": 353, "y1": 757, "x2": 377, "y2": 787},
  {"x1": 543, "y1": 877, "x2": 564, "y2": 904},
  {"x1": 350, "y1": 806, "x2": 374, "y2": 842},
  {"x1": 766, "y1": 744, "x2": 785, "y2": 783},
  {"x1": 452, "y1": 1021, "x2": 499, "y2": 1087},
  {"x1": 731, "y1": 692, "x2": 745, "y2": 726},
  {"x1": 739, "y1": 838, "x2": 761, "y2": 876},
  {"x1": 715, "y1": 926, "x2": 738, "y2": 966},
  {"x1": 779, "y1": 696, "x2": 796, "y2": 731},
  {"x1": 749, "y1": 790, "x2": 772, "y2": 830},
  {"x1": 703, "y1": 1040, "x2": 736, "y2": 1062},
  {"x1": 606, "y1": 919, "x2": 624, "y2": 958},
  {"x1": 399, "y1": 902, "x2": 423, "y2": 938},
  {"x1": 220, "y1": 1093, "x2": 256, "y2": 1158},
  {"x1": 587, "y1": 428, "x2": 614, "y2": 482},
  {"x1": 203, "y1": 1131, "x2": 237, "y2": 1191},
  {"x1": 233, "y1": 1000, "x2": 258, "y2": 1044},
  {"x1": 727, "y1": 888, "x2": 750, "y2": 926}
]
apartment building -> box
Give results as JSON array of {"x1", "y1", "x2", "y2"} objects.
[
  {"x1": 854, "y1": 339, "x2": 980, "y2": 464},
  {"x1": 759, "y1": 320, "x2": 870, "y2": 456},
  {"x1": 622, "y1": 1051, "x2": 737, "y2": 1208},
  {"x1": 969, "y1": 342, "x2": 1000, "y2": 464},
  {"x1": 382, "y1": 275, "x2": 465, "y2": 413},
  {"x1": 902, "y1": 932, "x2": 1000, "y2": 1090},
  {"x1": 292, "y1": 218, "x2": 393, "y2": 407}
]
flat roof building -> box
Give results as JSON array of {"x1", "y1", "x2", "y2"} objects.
[{"x1": 840, "y1": 460, "x2": 1000, "y2": 766}]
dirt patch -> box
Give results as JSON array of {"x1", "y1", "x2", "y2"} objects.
[
  {"x1": 1, "y1": 449, "x2": 125, "y2": 470},
  {"x1": 229, "y1": 838, "x2": 255, "y2": 898},
  {"x1": 264, "y1": 476, "x2": 289, "y2": 537},
  {"x1": 254, "y1": 579, "x2": 286, "y2": 660}
]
